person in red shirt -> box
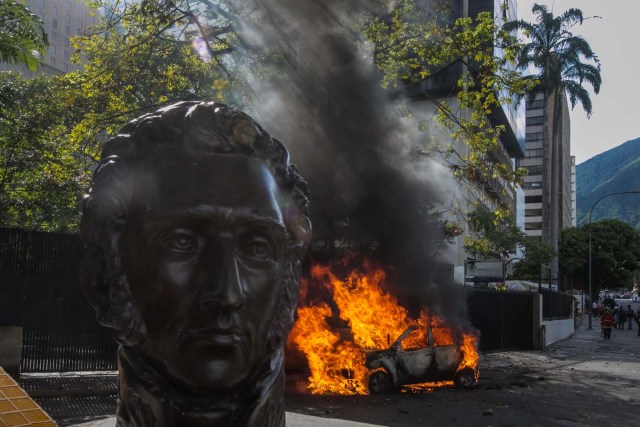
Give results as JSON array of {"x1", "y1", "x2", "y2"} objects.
[{"x1": 601, "y1": 310, "x2": 615, "y2": 340}]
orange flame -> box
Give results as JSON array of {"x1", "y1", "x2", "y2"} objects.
[
  {"x1": 457, "y1": 334, "x2": 480, "y2": 381},
  {"x1": 288, "y1": 257, "x2": 480, "y2": 394}
]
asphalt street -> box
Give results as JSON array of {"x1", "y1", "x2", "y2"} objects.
[
  {"x1": 71, "y1": 301, "x2": 640, "y2": 427},
  {"x1": 283, "y1": 311, "x2": 640, "y2": 427}
]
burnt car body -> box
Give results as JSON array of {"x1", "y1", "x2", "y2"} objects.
[{"x1": 365, "y1": 326, "x2": 476, "y2": 394}]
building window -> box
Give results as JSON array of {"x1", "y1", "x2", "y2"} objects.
[
  {"x1": 77, "y1": 20, "x2": 83, "y2": 31},
  {"x1": 525, "y1": 223, "x2": 542, "y2": 230},
  {"x1": 525, "y1": 165, "x2": 543, "y2": 175},
  {"x1": 64, "y1": 63, "x2": 69, "y2": 72},
  {"x1": 64, "y1": 50, "x2": 69, "y2": 61},
  {"x1": 523, "y1": 182, "x2": 542, "y2": 189},
  {"x1": 50, "y1": 57, "x2": 56, "y2": 67},
  {"x1": 527, "y1": 116, "x2": 544, "y2": 126},
  {"x1": 526, "y1": 109, "x2": 544, "y2": 118},
  {"x1": 525, "y1": 209, "x2": 543, "y2": 216},
  {"x1": 525, "y1": 195, "x2": 543, "y2": 204},
  {"x1": 526, "y1": 99, "x2": 545, "y2": 109},
  {"x1": 66, "y1": 0, "x2": 72, "y2": 11},
  {"x1": 64, "y1": 38, "x2": 69, "y2": 48},
  {"x1": 51, "y1": 31, "x2": 57, "y2": 42},
  {"x1": 526, "y1": 132, "x2": 544, "y2": 141},
  {"x1": 65, "y1": 14, "x2": 70, "y2": 24},
  {"x1": 65, "y1": 26, "x2": 70, "y2": 35},
  {"x1": 50, "y1": 45, "x2": 56, "y2": 55},
  {"x1": 53, "y1": 6, "x2": 58, "y2": 16},
  {"x1": 52, "y1": 19, "x2": 57, "y2": 29},
  {"x1": 526, "y1": 148, "x2": 544, "y2": 157}
]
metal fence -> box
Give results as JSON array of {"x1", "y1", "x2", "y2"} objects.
[
  {"x1": 465, "y1": 288, "x2": 534, "y2": 352},
  {"x1": 0, "y1": 228, "x2": 117, "y2": 372},
  {"x1": 541, "y1": 288, "x2": 574, "y2": 320}
]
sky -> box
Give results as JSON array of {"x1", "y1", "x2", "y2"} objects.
[{"x1": 518, "y1": 0, "x2": 639, "y2": 165}]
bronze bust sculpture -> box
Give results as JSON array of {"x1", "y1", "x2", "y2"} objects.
[{"x1": 81, "y1": 101, "x2": 311, "y2": 426}]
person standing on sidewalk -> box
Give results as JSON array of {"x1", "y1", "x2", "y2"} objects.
[
  {"x1": 635, "y1": 310, "x2": 640, "y2": 336},
  {"x1": 627, "y1": 305, "x2": 634, "y2": 330},
  {"x1": 617, "y1": 307, "x2": 627, "y2": 330},
  {"x1": 601, "y1": 309, "x2": 615, "y2": 340}
]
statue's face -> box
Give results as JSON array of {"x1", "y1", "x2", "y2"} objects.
[{"x1": 122, "y1": 153, "x2": 287, "y2": 393}]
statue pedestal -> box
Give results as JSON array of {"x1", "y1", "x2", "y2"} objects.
[{"x1": 71, "y1": 413, "x2": 385, "y2": 426}]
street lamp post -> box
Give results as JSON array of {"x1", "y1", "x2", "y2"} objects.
[{"x1": 587, "y1": 190, "x2": 640, "y2": 329}]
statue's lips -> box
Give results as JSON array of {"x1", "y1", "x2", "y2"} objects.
[{"x1": 183, "y1": 327, "x2": 245, "y2": 347}]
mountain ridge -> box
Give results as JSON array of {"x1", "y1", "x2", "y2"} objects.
[{"x1": 576, "y1": 137, "x2": 640, "y2": 228}]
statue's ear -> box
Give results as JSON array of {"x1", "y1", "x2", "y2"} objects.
[{"x1": 289, "y1": 216, "x2": 312, "y2": 254}]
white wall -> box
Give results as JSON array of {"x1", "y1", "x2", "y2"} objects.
[{"x1": 541, "y1": 318, "x2": 575, "y2": 347}]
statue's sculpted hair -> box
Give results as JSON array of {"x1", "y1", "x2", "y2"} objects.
[{"x1": 81, "y1": 100, "x2": 311, "y2": 347}]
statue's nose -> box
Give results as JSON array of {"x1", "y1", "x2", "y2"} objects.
[{"x1": 200, "y1": 237, "x2": 246, "y2": 311}]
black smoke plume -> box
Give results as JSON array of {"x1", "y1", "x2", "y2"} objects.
[{"x1": 227, "y1": 0, "x2": 465, "y2": 319}]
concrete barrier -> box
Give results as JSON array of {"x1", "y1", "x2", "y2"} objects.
[
  {"x1": 0, "y1": 327, "x2": 22, "y2": 379},
  {"x1": 541, "y1": 318, "x2": 575, "y2": 347}
]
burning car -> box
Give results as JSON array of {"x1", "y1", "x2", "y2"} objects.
[
  {"x1": 365, "y1": 326, "x2": 477, "y2": 394},
  {"x1": 288, "y1": 259, "x2": 480, "y2": 395}
]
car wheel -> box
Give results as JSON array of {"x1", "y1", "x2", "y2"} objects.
[
  {"x1": 368, "y1": 371, "x2": 393, "y2": 394},
  {"x1": 454, "y1": 367, "x2": 476, "y2": 388}
]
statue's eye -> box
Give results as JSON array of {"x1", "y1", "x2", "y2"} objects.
[
  {"x1": 157, "y1": 229, "x2": 199, "y2": 254},
  {"x1": 238, "y1": 236, "x2": 275, "y2": 262}
]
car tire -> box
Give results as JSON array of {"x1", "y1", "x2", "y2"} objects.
[
  {"x1": 454, "y1": 367, "x2": 476, "y2": 388},
  {"x1": 368, "y1": 371, "x2": 393, "y2": 394}
]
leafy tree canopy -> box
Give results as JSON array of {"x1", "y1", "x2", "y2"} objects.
[
  {"x1": 503, "y1": 3, "x2": 601, "y2": 115},
  {"x1": 464, "y1": 205, "x2": 554, "y2": 271},
  {"x1": 513, "y1": 235, "x2": 556, "y2": 281},
  {"x1": 504, "y1": 4, "x2": 602, "y2": 282},
  {"x1": 0, "y1": 0, "x2": 48, "y2": 70},
  {"x1": 1, "y1": 0, "x2": 534, "y2": 248},
  {"x1": 0, "y1": 72, "x2": 83, "y2": 230},
  {"x1": 464, "y1": 205, "x2": 524, "y2": 262},
  {"x1": 560, "y1": 220, "x2": 640, "y2": 297},
  {"x1": 0, "y1": 0, "x2": 237, "y2": 231},
  {"x1": 363, "y1": 1, "x2": 533, "y2": 245}
]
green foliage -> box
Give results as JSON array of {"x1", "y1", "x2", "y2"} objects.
[
  {"x1": 0, "y1": 72, "x2": 85, "y2": 230},
  {"x1": 363, "y1": 1, "x2": 533, "y2": 241},
  {"x1": 464, "y1": 205, "x2": 524, "y2": 261},
  {"x1": 70, "y1": 0, "x2": 235, "y2": 138},
  {"x1": 464, "y1": 205, "x2": 555, "y2": 278},
  {"x1": 512, "y1": 235, "x2": 555, "y2": 280},
  {"x1": 504, "y1": 3, "x2": 601, "y2": 114},
  {"x1": 560, "y1": 221, "x2": 640, "y2": 295},
  {"x1": 0, "y1": 0, "x2": 237, "y2": 231},
  {"x1": 559, "y1": 226, "x2": 588, "y2": 282},
  {"x1": 505, "y1": 3, "x2": 601, "y2": 279},
  {"x1": 0, "y1": 0, "x2": 48, "y2": 71}
]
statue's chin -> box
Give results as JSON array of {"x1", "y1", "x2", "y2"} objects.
[
  {"x1": 131, "y1": 331, "x2": 262, "y2": 394},
  {"x1": 164, "y1": 358, "x2": 253, "y2": 394}
]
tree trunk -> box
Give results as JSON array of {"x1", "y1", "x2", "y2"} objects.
[
  {"x1": 541, "y1": 91, "x2": 555, "y2": 284},
  {"x1": 549, "y1": 89, "x2": 562, "y2": 290}
]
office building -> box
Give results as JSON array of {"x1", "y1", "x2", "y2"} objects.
[{"x1": 521, "y1": 93, "x2": 573, "y2": 243}]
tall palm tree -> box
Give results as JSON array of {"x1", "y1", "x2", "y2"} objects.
[{"x1": 504, "y1": 4, "x2": 601, "y2": 289}]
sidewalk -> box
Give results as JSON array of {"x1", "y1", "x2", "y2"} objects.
[{"x1": 487, "y1": 315, "x2": 640, "y2": 379}]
